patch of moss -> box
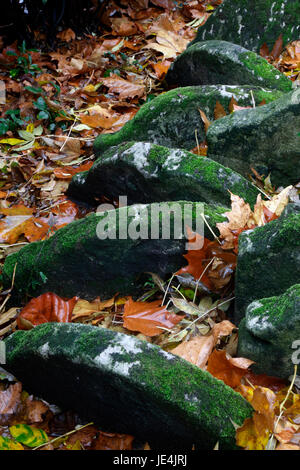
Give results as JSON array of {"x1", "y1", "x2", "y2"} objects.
[
  {"x1": 5, "y1": 324, "x2": 253, "y2": 449},
  {"x1": 239, "y1": 51, "x2": 292, "y2": 93}
]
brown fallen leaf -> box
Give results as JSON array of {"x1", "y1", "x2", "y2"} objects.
[
  {"x1": 172, "y1": 334, "x2": 214, "y2": 368},
  {"x1": 123, "y1": 297, "x2": 184, "y2": 336},
  {"x1": 102, "y1": 75, "x2": 145, "y2": 100},
  {"x1": 207, "y1": 349, "x2": 253, "y2": 389},
  {"x1": 17, "y1": 292, "x2": 78, "y2": 329}
]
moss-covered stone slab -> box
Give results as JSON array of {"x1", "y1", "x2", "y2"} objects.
[
  {"x1": 93, "y1": 85, "x2": 283, "y2": 156},
  {"x1": 1, "y1": 201, "x2": 227, "y2": 303},
  {"x1": 234, "y1": 206, "x2": 300, "y2": 324},
  {"x1": 190, "y1": 0, "x2": 300, "y2": 53},
  {"x1": 166, "y1": 41, "x2": 292, "y2": 92},
  {"x1": 207, "y1": 89, "x2": 300, "y2": 186},
  {"x1": 68, "y1": 142, "x2": 259, "y2": 208},
  {"x1": 4, "y1": 323, "x2": 253, "y2": 449},
  {"x1": 238, "y1": 285, "x2": 300, "y2": 379}
]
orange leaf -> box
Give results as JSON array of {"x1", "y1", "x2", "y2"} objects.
[
  {"x1": 123, "y1": 298, "x2": 184, "y2": 336},
  {"x1": 53, "y1": 162, "x2": 93, "y2": 180},
  {"x1": 207, "y1": 349, "x2": 253, "y2": 388},
  {"x1": 102, "y1": 75, "x2": 145, "y2": 100},
  {"x1": 172, "y1": 335, "x2": 214, "y2": 368},
  {"x1": 177, "y1": 229, "x2": 213, "y2": 289},
  {"x1": 17, "y1": 293, "x2": 78, "y2": 329},
  {"x1": 198, "y1": 108, "x2": 211, "y2": 133},
  {"x1": 270, "y1": 33, "x2": 283, "y2": 60},
  {"x1": 214, "y1": 100, "x2": 227, "y2": 120}
]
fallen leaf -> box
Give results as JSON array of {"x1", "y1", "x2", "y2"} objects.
[
  {"x1": 17, "y1": 292, "x2": 78, "y2": 329},
  {"x1": 123, "y1": 297, "x2": 184, "y2": 336},
  {"x1": 172, "y1": 334, "x2": 214, "y2": 368},
  {"x1": 207, "y1": 349, "x2": 253, "y2": 388}
]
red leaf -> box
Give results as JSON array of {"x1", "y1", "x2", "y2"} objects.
[
  {"x1": 123, "y1": 297, "x2": 184, "y2": 336},
  {"x1": 17, "y1": 293, "x2": 78, "y2": 329},
  {"x1": 207, "y1": 349, "x2": 253, "y2": 389},
  {"x1": 177, "y1": 229, "x2": 213, "y2": 289}
]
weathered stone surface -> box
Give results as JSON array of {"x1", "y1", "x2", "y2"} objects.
[
  {"x1": 207, "y1": 88, "x2": 300, "y2": 186},
  {"x1": 2, "y1": 201, "x2": 227, "y2": 303},
  {"x1": 190, "y1": 0, "x2": 300, "y2": 53},
  {"x1": 4, "y1": 323, "x2": 253, "y2": 449},
  {"x1": 234, "y1": 206, "x2": 300, "y2": 324},
  {"x1": 238, "y1": 285, "x2": 300, "y2": 380},
  {"x1": 93, "y1": 85, "x2": 283, "y2": 156},
  {"x1": 68, "y1": 142, "x2": 259, "y2": 208},
  {"x1": 166, "y1": 41, "x2": 292, "y2": 92}
]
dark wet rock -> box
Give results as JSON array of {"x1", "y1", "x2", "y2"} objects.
[
  {"x1": 207, "y1": 88, "x2": 300, "y2": 186},
  {"x1": 93, "y1": 85, "x2": 283, "y2": 157},
  {"x1": 2, "y1": 201, "x2": 227, "y2": 303},
  {"x1": 234, "y1": 208, "x2": 300, "y2": 324},
  {"x1": 190, "y1": 0, "x2": 300, "y2": 53},
  {"x1": 166, "y1": 40, "x2": 292, "y2": 92},
  {"x1": 68, "y1": 142, "x2": 260, "y2": 208},
  {"x1": 4, "y1": 323, "x2": 253, "y2": 449},
  {"x1": 238, "y1": 284, "x2": 300, "y2": 380}
]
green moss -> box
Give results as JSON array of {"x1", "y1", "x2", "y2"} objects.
[
  {"x1": 93, "y1": 85, "x2": 282, "y2": 156},
  {"x1": 240, "y1": 51, "x2": 292, "y2": 93},
  {"x1": 2, "y1": 201, "x2": 228, "y2": 303},
  {"x1": 69, "y1": 142, "x2": 259, "y2": 208},
  {"x1": 5, "y1": 324, "x2": 253, "y2": 449},
  {"x1": 238, "y1": 284, "x2": 300, "y2": 378}
]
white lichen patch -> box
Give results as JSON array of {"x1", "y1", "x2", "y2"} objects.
[
  {"x1": 123, "y1": 142, "x2": 152, "y2": 177},
  {"x1": 162, "y1": 149, "x2": 184, "y2": 171},
  {"x1": 94, "y1": 334, "x2": 144, "y2": 377},
  {"x1": 38, "y1": 342, "x2": 50, "y2": 359}
]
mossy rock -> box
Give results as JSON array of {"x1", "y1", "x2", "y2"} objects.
[
  {"x1": 238, "y1": 285, "x2": 300, "y2": 379},
  {"x1": 166, "y1": 41, "x2": 292, "y2": 92},
  {"x1": 190, "y1": 0, "x2": 300, "y2": 53},
  {"x1": 4, "y1": 323, "x2": 253, "y2": 449},
  {"x1": 2, "y1": 201, "x2": 227, "y2": 303},
  {"x1": 68, "y1": 142, "x2": 259, "y2": 208},
  {"x1": 207, "y1": 88, "x2": 300, "y2": 186},
  {"x1": 234, "y1": 206, "x2": 300, "y2": 324},
  {"x1": 93, "y1": 85, "x2": 283, "y2": 157}
]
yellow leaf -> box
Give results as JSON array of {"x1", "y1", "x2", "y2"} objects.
[
  {"x1": 0, "y1": 435, "x2": 24, "y2": 450},
  {"x1": 26, "y1": 123, "x2": 35, "y2": 133},
  {"x1": 10, "y1": 424, "x2": 48, "y2": 448},
  {"x1": 0, "y1": 138, "x2": 26, "y2": 145}
]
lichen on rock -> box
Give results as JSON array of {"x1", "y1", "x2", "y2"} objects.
[
  {"x1": 166, "y1": 40, "x2": 292, "y2": 92},
  {"x1": 4, "y1": 323, "x2": 253, "y2": 449},
  {"x1": 238, "y1": 284, "x2": 300, "y2": 379},
  {"x1": 93, "y1": 85, "x2": 283, "y2": 157},
  {"x1": 68, "y1": 141, "x2": 260, "y2": 208}
]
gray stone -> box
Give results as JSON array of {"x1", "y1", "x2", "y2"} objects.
[
  {"x1": 238, "y1": 285, "x2": 300, "y2": 379},
  {"x1": 1, "y1": 201, "x2": 227, "y2": 303},
  {"x1": 190, "y1": 0, "x2": 300, "y2": 53},
  {"x1": 166, "y1": 41, "x2": 292, "y2": 92},
  {"x1": 207, "y1": 88, "x2": 300, "y2": 186},
  {"x1": 234, "y1": 207, "x2": 300, "y2": 324},
  {"x1": 3, "y1": 323, "x2": 253, "y2": 449},
  {"x1": 93, "y1": 85, "x2": 283, "y2": 157},
  {"x1": 68, "y1": 142, "x2": 260, "y2": 208}
]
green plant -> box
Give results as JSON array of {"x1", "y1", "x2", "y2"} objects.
[
  {"x1": 0, "y1": 110, "x2": 27, "y2": 136},
  {"x1": 6, "y1": 41, "x2": 42, "y2": 79}
]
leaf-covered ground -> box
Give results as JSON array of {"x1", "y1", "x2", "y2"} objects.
[{"x1": 0, "y1": 0, "x2": 300, "y2": 451}]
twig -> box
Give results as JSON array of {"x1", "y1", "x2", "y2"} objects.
[
  {"x1": 33, "y1": 422, "x2": 94, "y2": 450},
  {"x1": 0, "y1": 263, "x2": 17, "y2": 313},
  {"x1": 200, "y1": 212, "x2": 221, "y2": 243},
  {"x1": 267, "y1": 365, "x2": 298, "y2": 450},
  {"x1": 171, "y1": 297, "x2": 235, "y2": 338},
  {"x1": 193, "y1": 256, "x2": 215, "y2": 303}
]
